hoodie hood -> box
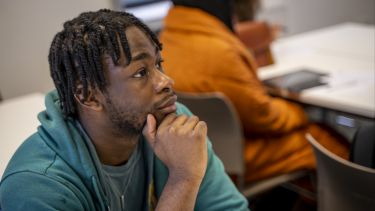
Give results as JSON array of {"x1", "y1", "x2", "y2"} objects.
[
  {"x1": 38, "y1": 90, "x2": 98, "y2": 180},
  {"x1": 36, "y1": 90, "x2": 107, "y2": 207}
]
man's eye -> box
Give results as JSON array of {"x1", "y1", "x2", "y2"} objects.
[{"x1": 133, "y1": 68, "x2": 148, "y2": 78}]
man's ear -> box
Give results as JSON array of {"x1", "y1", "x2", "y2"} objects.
[{"x1": 74, "y1": 84, "x2": 103, "y2": 112}]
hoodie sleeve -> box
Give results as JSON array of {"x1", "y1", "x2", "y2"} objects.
[
  {"x1": 194, "y1": 140, "x2": 249, "y2": 211},
  {"x1": 0, "y1": 172, "x2": 84, "y2": 211}
]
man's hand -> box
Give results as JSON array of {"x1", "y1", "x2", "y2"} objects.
[
  {"x1": 143, "y1": 113, "x2": 208, "y2": 210},
  {"x1": 143, "y1": 113, "x2": 208, "y2": 182}
]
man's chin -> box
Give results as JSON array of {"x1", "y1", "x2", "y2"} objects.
[
  {"x1": 141, "y1": 110, "x2": 176, "y2": 133},
  {"x1": 154, "y1": 110, "x2": 176, "y2": 126}
]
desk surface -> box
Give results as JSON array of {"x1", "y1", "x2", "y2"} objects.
[
  {"x1": 259, "y1": 23, "x2": 375, "y2": 118},
  {"x1": 0, "y1": 93, "x2": 45, "y2": 177}
]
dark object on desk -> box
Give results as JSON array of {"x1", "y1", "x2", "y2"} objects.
[
  {"x1": 306, "y1": 133, "x2": 375, "y2": 211},
  {"x1": 350, "y1": 122, "x2": 375, "y2": 169},
  {"x1": 263, "y1": 69, "x2": 328, "y2": 93}
]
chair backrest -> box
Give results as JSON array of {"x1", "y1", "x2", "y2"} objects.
[
  {"x1": 306, "y1": 133, "x2": 375, "y2": 211},
  {"x1": 177, "y1": 91, "x2": 310, "y2": 196},
  {"x1": 350, "y1": 122, "x2": 375, "y2": 168},
  {"x1": 176, "y1": 91, "x2": 245, "y2": 176}
]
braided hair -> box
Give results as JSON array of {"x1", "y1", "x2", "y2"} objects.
[{"x1": 48, "y1": 9, "x2": 162, "y2": 118}]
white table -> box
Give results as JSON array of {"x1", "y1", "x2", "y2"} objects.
[
  {"x1": 0, "y1": 93, "x2": 45, "y2": 177},
  {"x1": 259, "y1": 22, "x2": 375, "y2": 119}
]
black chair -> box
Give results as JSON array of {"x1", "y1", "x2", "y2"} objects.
[
  {"x1": 306, "y1": 133, "x2": 375, "y2": 211},
  {"x1": 350, "y1": 122, "x2": 375, "y2": 168},
  {"x1": 177, "y1": 91, "x2": 310, "y2": 197}
]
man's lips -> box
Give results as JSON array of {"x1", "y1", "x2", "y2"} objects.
[{"x1": 157, "y1": 94, "x2": 178, "y2": 113}]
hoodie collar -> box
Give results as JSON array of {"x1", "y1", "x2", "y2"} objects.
[{"x1": 37, "y1": 90, "x2": 107, "y2": 208}]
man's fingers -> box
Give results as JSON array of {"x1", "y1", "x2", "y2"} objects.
[
  {"x1": 158, "y1": 113, "x2": 177, "y2": 129},
  {"x1": 183, "y1": 116, "x2": 200, "y2": 131},
  {"x1": 143, "y1": 114, "x2": 157, "y2": 146},
  {"x1": 171, "y1": 115, "x2": 189, "y2": 127},
  {"x1": 194, "y1": 121, "x2": 208, "y2": 138}
]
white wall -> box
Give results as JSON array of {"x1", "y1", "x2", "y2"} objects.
[
  {"x1": 0, "y1": 0, "x2": 114, "y2": 100},
  {"x1": 286, "y1": 0, "x2": 375, "y2": 35},
  {"x1": 258, "y1": 0, "x2": 374, "y2": 36}
]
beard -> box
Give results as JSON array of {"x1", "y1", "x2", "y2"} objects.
[
  {"x1": 104, "y1": 96, "x2": 167, "y2": 137},
  {"x1": 105, "y1": 97, "x2": 147, "y2": 136}
]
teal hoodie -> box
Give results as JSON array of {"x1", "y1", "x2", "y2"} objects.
[{"x1": 0, "y1": 90, "x2": 248, "y2": 210}]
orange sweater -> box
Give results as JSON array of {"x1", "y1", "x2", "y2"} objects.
[{"x1": 160, "y1": 7, "x2": 348, "y2": 182}]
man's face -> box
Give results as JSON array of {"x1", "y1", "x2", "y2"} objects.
[{"x1": 101, "y1": 26, "x2": 176, "y2": 136}]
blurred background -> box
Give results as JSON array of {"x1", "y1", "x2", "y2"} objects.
[
  {"x1": 1, "y1": 1, "x2": 374, "y2": 210},
  {"x1": 0, "y1": 0, "x2": 374, "y2": 100}
]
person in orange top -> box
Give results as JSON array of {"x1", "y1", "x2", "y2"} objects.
[
  {"x1": 233, "y1": 0, "x2": 277, "y2": 67},
  {"x1": 160, "y1": 0, "x2": 349, "y2": 183}
]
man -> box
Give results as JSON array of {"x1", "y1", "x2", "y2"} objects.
[
  {"x1": 160, "y1": 0, "x2": 349, "y2": 183},
  {"x1": 0, "y1": 9, "x2": 248, "y2": 210}
]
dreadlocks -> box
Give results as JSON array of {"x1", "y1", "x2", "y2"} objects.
[{"x1": 48, "y1": 9, "x2": 162, "y2": 118}]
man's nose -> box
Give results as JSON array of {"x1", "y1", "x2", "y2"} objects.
[{"x1": 154, "y1": 71, "x2": 174, "y2": 93}]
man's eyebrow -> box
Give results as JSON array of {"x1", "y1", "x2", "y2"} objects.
[
  {"x1": 131, "y1": 52, "x2": 151, "y2": 62},
  {"x1": 131, "y1": 48, "x2": 161, "y2": 62}
]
